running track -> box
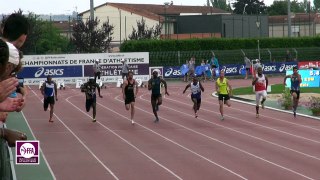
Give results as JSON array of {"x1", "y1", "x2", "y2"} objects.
[{"x1": 22, "y1": 77, "x2": 320, "y2": 180}]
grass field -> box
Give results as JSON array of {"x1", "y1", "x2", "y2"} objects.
[{"x1": 233, "y1": 84, "x2": 320, "y2": 95}]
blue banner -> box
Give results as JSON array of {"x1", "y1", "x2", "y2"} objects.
[
  {"x1": 180, "y1": 64, "x2": 189, "y2": 75},
  {"x1": 195, "y1": 65, "x2": 206, "y2": 76},
  {"x1": 163, "y1": 62, "x2": 299, "y2": 78},
  {"x1": 18, "y1": 66, "x2": 83, "y2": 78},
  {"x1": 164, "y1": 66, "x2": 183, "y2": 78}
]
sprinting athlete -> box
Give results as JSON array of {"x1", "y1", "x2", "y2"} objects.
[
  {"x1": 122, "y1": 72, "x2": 138, "y2": 125},
  {"x1": 148, "y1": 70, "x2": 169, "y2": 123},
  {"x1": 216, "y1": 70, "x2": 232, "y2": 121},
  {"x1": 252, "y1": 67, "x2": 268, "y2": 118},
  {"x1": 41, "y1": 76, "x2": 58, "y2": 122},
  {"x1": 284, "y1": 66, "x2": 301, "y2": 117},
  {"x1": 81, "y1": 77, "x2": 103, "y2": 122},
  {"x1": 183, "y1": 76, "x2": 204, "y2": 118}
]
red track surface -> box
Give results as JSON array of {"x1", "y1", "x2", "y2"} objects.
[{"x1": 23, "y1": 77, "x2": 320, "y2": 180}]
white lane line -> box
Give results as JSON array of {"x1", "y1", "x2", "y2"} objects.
[
  {"x1": 30, "y1": 88, "x2": 119, "y2": 180},
  {"x1": 67, "y1": 91, "x2": 183, "y2": 180},
  {"x1": 165, "y1": 94, "x2": 320, "y2": 144},
  {"x1": 88, "y1": 94, "x2": 247, "y2": 180},
  {"x1": 135, "y1": 93, "x2": 314, "y2": 180},
  {"x1": 24, "y1": 86, "x2": 57, "y2": 180},
  {"x1": 207, "y1": 92, "x2": 320, "y2": 131}
]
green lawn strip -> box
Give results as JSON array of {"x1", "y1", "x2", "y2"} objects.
[
  {"x1": 232, "y1": 84, "x2": 318, "y2": 117},
  {"x1": 6, "y1": 112, "x2": 54, "y2": 180},
  {"x1": 233, "y1": 84, "x2": 320, "y2": 95},
  {"x1": 264, "y1": 100, "x2": 313, "y2": 116}
]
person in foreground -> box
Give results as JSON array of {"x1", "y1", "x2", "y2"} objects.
[
  {"x1": 81, "y1": 77, "x2": 103, "y2": 122},
  {"x1": 148, "y1": 70, "x2": 169, "y2": 123},
  {"x1": 216, "y1": 70, "x2": 232, "y2": 121},
  {"x1": 183, "y1": 76, "x2": 204, "y2": 118}
]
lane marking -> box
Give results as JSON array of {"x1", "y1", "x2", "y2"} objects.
[{"x1": 30, "y1": 88, "x2": 119, "y2": 180}]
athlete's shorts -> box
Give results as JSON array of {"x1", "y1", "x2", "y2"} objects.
[
  {"x1": 255, "y1": 90, "x2": 267, "y2": 105},
  {"x1": 290, "y1": 90, "x2": 300, "y2": 99},
  {"x1": 125, "y1": 96, "x2": 135, "y2": 104},
  {"x1": 191, "y1": 98, "x2": 201, "y2": 110},
  {"x1": 44, "y1": 96, "x2": 55, "y2": 109},
  {"x1": 218, "y1": 94, "x2": 230, "y2": 101},
  {"x1": 151, "y1": 94, "x2": 162, "y2": 101},
  {"x1": 86, "y1": 97, "x2": 96, "y2": 112}
]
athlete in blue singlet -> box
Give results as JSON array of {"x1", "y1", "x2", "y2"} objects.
[
  {"x1": 148, "y1": 70, "x2": 169, "y2": 123},
  {"x1": 284, "y1": 66, "x2": 301, "y2": 117},
  {"x1": 183, "y1": 76, "x2": 204, "y2": 118},
  {"x1": 41, "y1": 76, "x2": 58, "y2": 122}
]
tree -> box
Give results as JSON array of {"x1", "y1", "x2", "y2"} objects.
[
  {"x1": 1, "y1": 10, "x2": 70, "y2": 55},
  {"x1": 314, "y1": 0, "x2": 320, "y2": 12},
  {"x1": 36, "y1": 21, "x2": 70, "y2": 54},
  {"x1": 233, "y1": 0, "x2": 267, "y2": 14},
  {"x1": 128, "y1": 18, "x2": 162, "y2": 40},
  {"x1": 267, "y1": 0, "x2": 306, "y2": 15},
  {"x1": 71, "y1": 17, "x2": 114, "y2": 53},
  {"x1": 209, "y1": 0, "x2": 228, "y2": 11}
]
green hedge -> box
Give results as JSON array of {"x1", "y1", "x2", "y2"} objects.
[
  {"x1": 120, "y1": 37, "x2": 320, "y2": 52},
  {"x1": 120, "y1": 37, "x2": 320, "y2": 66}
]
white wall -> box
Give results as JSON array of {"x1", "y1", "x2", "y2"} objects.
[{"x1": 82, "y1": 5, "x2": 161, "y2": 44}]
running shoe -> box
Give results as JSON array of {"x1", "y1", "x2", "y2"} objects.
[
  {"x1": 131, "y1": 120, "x2": 135, "y2": 125},
  {"x1": 220, "y1": 116, "x2": 224, "y2": 121},
  {"x1": 154, "y1": 117, "x2": 159, "y2": 123},
  {"x1": 92, "y1": 118, "x2": 96, "y2": 122},
  {"x1": 195, "y1": 113, "x2": 198, "y2": 118},
  {"x1": 256, "y1": 114, "x2": 259, "y2": 118}
]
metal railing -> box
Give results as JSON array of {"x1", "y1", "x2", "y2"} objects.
[{"x1": 149, "y1": 47, "x2": 320, "y2": 66}]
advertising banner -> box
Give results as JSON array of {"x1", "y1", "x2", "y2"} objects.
[
  {"x1": 19, "y1": 52, "x2": 149, "y2": 84},
  {"x1": 298, "y1": 61, "x2": 320, "y2": 69},
  {"x1": 18, "y1": 66, "x2": 82, "y2": 78}
]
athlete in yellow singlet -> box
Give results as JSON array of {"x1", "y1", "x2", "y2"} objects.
[{"x1": 215, "y1": 70, "x2": 232, "y2": 120}]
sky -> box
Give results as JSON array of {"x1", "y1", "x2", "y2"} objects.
[{"x1": 0, "y1": 0, "x2": 277, "y2": 15}]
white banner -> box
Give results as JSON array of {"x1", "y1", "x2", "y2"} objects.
[{"x1": 22, "y1": 52, "x2": 149, "y2": 67}]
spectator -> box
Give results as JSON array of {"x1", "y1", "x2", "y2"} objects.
[
  {"x1": 285, "y1": 49, "x2": 292, "y2": 62},
  {"x1": 244, "y1": 56, "x2": 251, "y2": 79},
  {"x1": 210, "y1": 52, "x2": 219, "y2": 81},
  {"x1": 1, "y1": 13, "x2": 29, "y2": 112},
  {"x1": 93, "y1": 59, "x2": 101, "y2": 82},
  {"x1": 121, "y1": 59, "x2": 129, "y2": 80},
  {"x1": 253, "y1": 59, "x2": 262, "y2": 76},
  {"x1": 182, "y1": 60, "x2": 189, "y2": 82},
  {"x1": 200, "y1": 59, "x2": 206, "y2": 82},
  {"x1": 188, "y1": 56, "x2": 195, "y2": 80}
]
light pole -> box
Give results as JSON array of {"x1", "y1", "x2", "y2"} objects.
[
  {"x1": 288, "y1": 0, "x2": 292, "y2": 37},
  {"x1": 90, "y1": 0, "x2": 94, "y2": 21},
  {"x1": 164, "y1": 2, "x2": 169, "y2": 39}
]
